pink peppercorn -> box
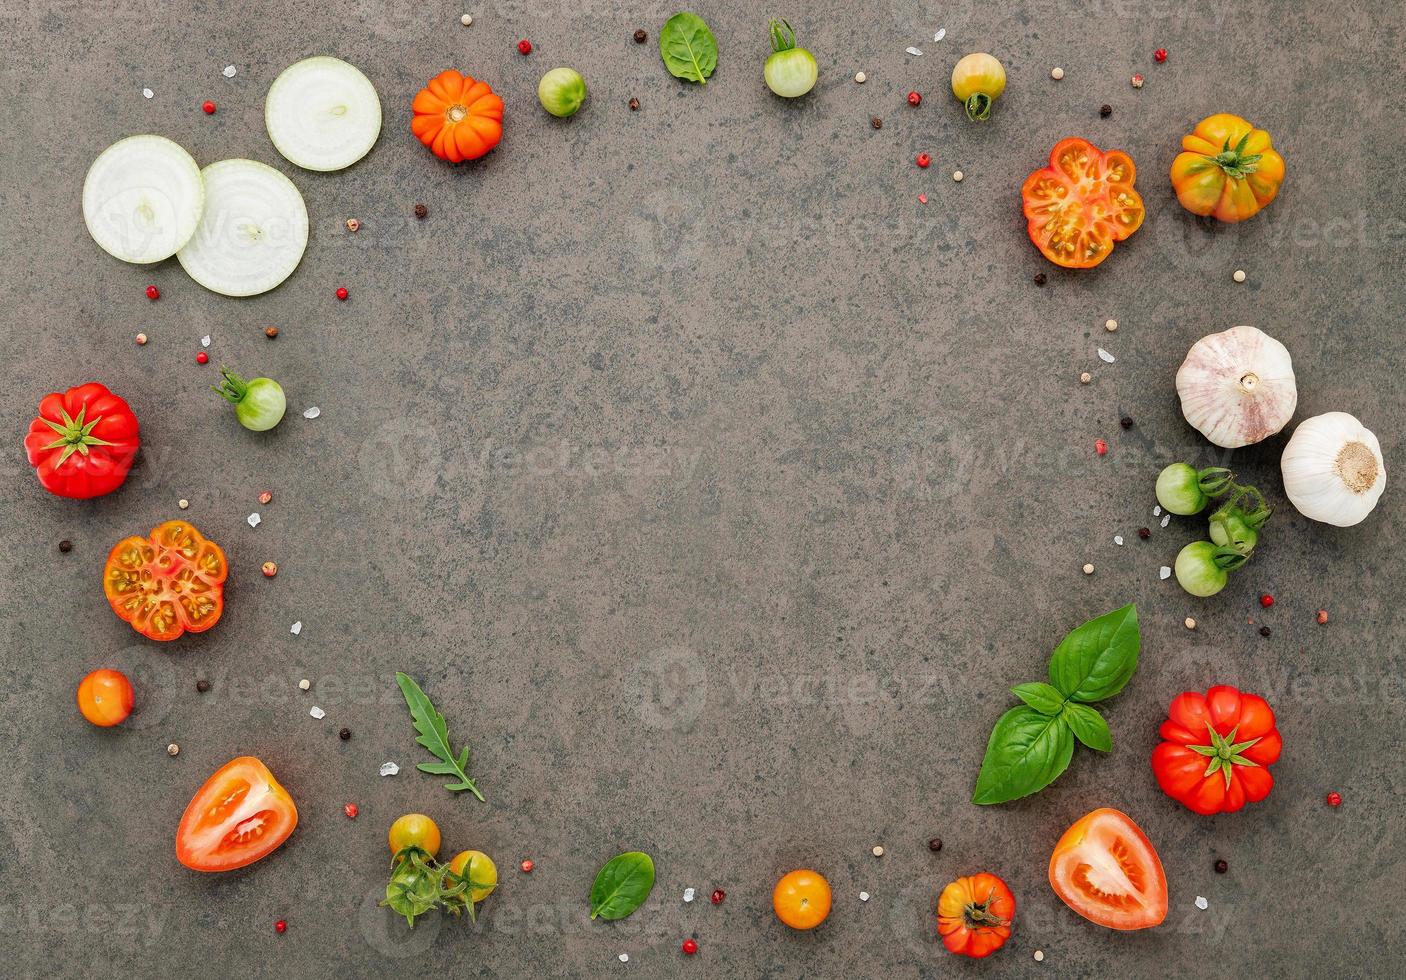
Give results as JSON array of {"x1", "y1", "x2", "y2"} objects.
[
  {"x1": 336, "y1": 287, "x2": 349, "y2": 301},
  {"x1": 916, "y1": 152, "x2": 931, "y2": 169},
  {"x1": 202, "y1": 100, "x2": 216, "y2": 114},
  {"x1": 196, "y1": 351, "x2": 209, "y2": 365},
  {"x1": 682, "y1": 939, "x2": 698, "y2": 955},
  {"x1": 520, "y1": 859, "x2": 534, "y2": 873},
  {"x1": 1261, "y1": 594, "x2": 1274, "y2": 608},
  {"x1": 1095, "y1": 438, "x2": 1108, "y2": 456},
  {"x1": 518, "y1": 39, "x2": 532, "y2": 55},
  {"x1": 1154, "y1": 48, "x2": 1168, "y2": 63},
  {"x1": 146, "y1": 285, "x2": 160, "y2": 300},
  {"x1": 710, "y1": 889, "x2": 725, "y2": 904},
  {"x1": 907, "y1": 91, "x2": 921, "y2": 106},
  {"x1": 274, "y1": 919, "x2": 286, "y2": 933},
  {"x1": 344, "y1": 803, "x2": 358, "y2": 819},
  {"x1": 1326, "y1": 791, "x2": 1342, "y2": 807}
]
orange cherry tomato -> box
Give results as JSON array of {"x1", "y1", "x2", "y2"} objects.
[
  {"x1": 937, "y1": 872, "x2": 1014, "y2": 957},
  {"x1": 176, "y1": 757, "x2": 298, "y2": 872},
  {"x1": 388, "y1": 813, "x2": 441, "y2": 857},
  {"x1": 1171, "y1": 114, "x2": 1284, "y2": 222},
  {"x1": 76, "y1": 669, "x2": 134, "y2": 726},
  {"x1": 772, "y1": 869, "x2": 832, "y2": 930},
  {"x1": 1048, "y1": 808, "x2": 1168, "y2": 930},
  {"x1": 1022, "y1": 137, "x2": 1144, "y2": 269},
  {"x1": 411, "y1": 70, "x2": 504, "y2": 163},
  {"x1": 103, "y1": 520, "x2": 227, "y2": 641}
]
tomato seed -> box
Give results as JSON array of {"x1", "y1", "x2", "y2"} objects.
[
  {"x1": 1214, "y1": 859, "x2": 1228, "y2": 873},
  {"x1": 1326, "y1": 791, "x2": 1342, "y2": 807},
  {"x1": 710, "y1": 889, "x2": 725, "y2": 904},
  {"x1": 195, "y1": 351, "x2": 209, "y2": 365},
  {"x1": 336, "y1": 287, "x2": 349, "y2": 301},
  {"x1": 274, "y1": 920, "x2": 286, "y2": 933},
  {"x1": 518, "y1": 39, "x2": 532, "y2": 55},
  {"x1": 906, "y1": 91, "x2": 921, "y2": 106},
  {"x1": 682, "y1": 939, "x2": 698, "y2": 955},
  {"x1": 1260, "y1": 594, "x2": 1274, "y2": 607},
  {"x1": 146, "y1": 285, "x2": 160, "y2": 300},
  {"x1": 344, "y1": 803, "x2": 359, "y2": 819},
  {"x1": 520, "y1": 859, "x2": 534, "y2": 873},
  {"x1": 202, "y1": 100, "x2": 216, "y2": 114}
]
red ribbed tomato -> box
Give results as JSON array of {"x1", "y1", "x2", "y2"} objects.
[
  {"x1": 1152, "y1": 685, "x2": 1282, "y2": 814},
  {"x1": 25, "y1": 382, "x2": 139, "y2": 498}
]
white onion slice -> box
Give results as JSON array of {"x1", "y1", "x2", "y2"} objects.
[
  {"x1": 177, "y1": 159, "x2": 308, "y2": 297},
  {"x1": 82, "y1": 135, "x2": 204, "y2": 264},
  {"x1": 265, "y1": 57, "x2": 382, "y2": 172}
]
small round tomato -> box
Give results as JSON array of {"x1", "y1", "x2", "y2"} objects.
[
  {"x1": 388, "y1": 813, "x2": 441, "y2": 857},
  {"x1": 950, "y1": 52, "x2": 1006, "y2": 121},
  {"x1": 1022, "y1": 138, "x2": 1144, "y2": 269},
  {"x1": 1153, "y1": 686, "x2": 1281, "y2": 814},
  {"x1": 938, "y1": 872, "x2": 1014, "y2": 957},
  {"x1": 76, "y1": 669, "x2": 134, "y2": 726},
  {"x1": 447, "y1": 849, "x2": 498, "y2": 903},
  {"x1": 1171, "y1": 114, "x2": 1284, "y2": 222},
  {"x1": 104, "y1": 521, "x2": 227, "y2": 641},
  {"x1": 773, "y1": 869, "x2": 831, "y2": 930},
  {"x1": 176, "y1": 757, "x2": 298, "y2": 872},
  {"x1": 1049, "y1": 808, "x2": 1168, "y2": 930}
]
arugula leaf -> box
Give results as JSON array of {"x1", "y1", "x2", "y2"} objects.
[
  {"x1": 659, "y1": 12, "x2": 717, "y2": 84},
  {"x1": 395, "y1": 672, "x2": 485, "y2": 801},
  {"x1": 590, "y1": 852, "x2": 656, "y2": 920},
  {"x1": 1062, "y1": 702, "x2": 1112, "y2": 751},
  {"x1": 1011, "y1": 681, "x2": 1066, "y2": 715},
  {"x1": 1048, "y1": 603, "x2": 1140, "y2": 702},
  {"x1": 971, "y1": 706, "x2": 1075, "y2": 805}
]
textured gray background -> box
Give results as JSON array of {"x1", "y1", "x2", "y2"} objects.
[{"x1": 1, "y1": 0, "x2": 1403, "y2": 976}]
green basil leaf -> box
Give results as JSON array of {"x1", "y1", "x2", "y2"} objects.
[
  {"x1": 659, "y1": 12, "x2": 718, "y2": 84},
  {"x1": 1011, "y1": 681, "x2": 1066, "y2": 715},
  {"x1": 1047, "y1": 603, "x2": 1140, "y2": 703},
  {"x1": 589, "y1": 852, "x2": 656, "y2": 920},
  {"x1": 1062, "y1": 702, "x2": 1112, "y2": 751},
  {"x1": 971, "y1": 706, "x2": 1075, "y2": 805}
]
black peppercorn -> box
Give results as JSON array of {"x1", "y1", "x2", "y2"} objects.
[
  {"x1": 1120, "y1": 416, "x2": 1134, "y2": 429},
  {"x1": 1034, "y1": 273, "x2": 1047, "y2": 286},
  {"x1": 871, "y1": 116, "x2": 882, "y2": 130},
  {"x1": 629, "y1": 97, "x2": 640, "y2": 111},
  {"x1": 1100, "y1": 104, "x2": 1113, "y2": 117},
  {"x1": 414, "y1": 203, "x2": 428, "y2": 219},
  {"x1": 927, "y1": 837, "x2": 943, "y2": 852},
  {"x1": 1259, "y1": 626, "x2": 1272, "y2": 637},
  {"x1": 58, "y1": 540, "x2": 72, "y2": 553},
  {"x1": 339, "y1": 727, "x2": 352, "y2": 741},
  {"x1": 1214, "y1": 859, "x2": 1228, "y2": 874},
  {"x1": 633, "y1": 29, "x2": 647, "y2": 43},
  {"x1": 196, "y1": 679, "x2": 210, "y2": 693},
  {"x1": 1138, "y1": 527, "x2": 1151, "y2": 539}
]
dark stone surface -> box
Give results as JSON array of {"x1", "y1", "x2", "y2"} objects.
[{"x1": 1, "y1": 1, "x2": 1402, "y2": 976}]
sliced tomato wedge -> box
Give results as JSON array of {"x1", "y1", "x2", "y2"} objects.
[
  {"x1": 1048, "y1": 808, "x2": 1167, "y2": 930},
  {"x1": 1022, "y1": 137, "x2": 1144, "y2": 269},
  {"x1": 176, "y1": 757, "x2": 298, "y2": 872}
]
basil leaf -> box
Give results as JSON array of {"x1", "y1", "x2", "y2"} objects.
[
  {"x1": 1011, "y1": 681, "x2": 1066, "y2": 715},
  {"x1": 971, "y1": 706, "x2": 1075, "y2": 805},
  {"x1": 659, "y1": 12, "x2": 718, "y2": 84},
  {"x1": 1047, "y1": 603, "x2": 1140, "y2": 703},
  {"x1": 1062, "y1": 702, "x2": 1112, "y2": 751},
  {"x1": 590, "y1": 852, "x2": 656, "y2": 920}
]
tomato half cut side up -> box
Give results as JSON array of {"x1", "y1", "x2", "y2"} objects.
[
  {"x1": 1022, "y1": 138, "x2": 1144, "y2": 269},
  {"x1": 1048, "y1": 808, "x2": 1167, "y2": 930},
  {"x1": 176, "y1": 757, "x2": 298, "y2": 872},
  {"x1": 104, "y1": 520, "x2": 227, "y2": 641}
]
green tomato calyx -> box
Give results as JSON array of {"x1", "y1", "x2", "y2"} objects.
[
  {"x1": 39, "y1": 404, "x2": 115, "y2": 466},
  {"x1": 1189, "y1": 722, "x2": 1262, "y2": 789},
  {"x1": 768, "y1": 18, "x2": 797, "y2": 53},
  {"x1": 213, "y1": 367, "x2": 252, "y2": 405},
  {"x1": 965, "y1": 92, "x2": 994, "y2": 122},
  {"x1": 1205, "y1": 133, "x2": 1263, "y2": 180}
]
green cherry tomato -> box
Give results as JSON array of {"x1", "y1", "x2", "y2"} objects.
[
  {"x1": 213, "y1": 368, "x2": 286, "y2": 432},
  {"x1": 1174, "y1": 541, "x2": 1248, "y2": 597},
  {"x1": 538, "y1": 67, "x2": 586, "y2": 117},
  {"x1": 764, "y1": 20, "x2": 817, "y2": 98},
  {"x1": 1208, "y1": 485, "x2": 1271, "y2": 556},
  {"x1": 1155, "y1": 463, "x2": 1234, "y2": 516}
]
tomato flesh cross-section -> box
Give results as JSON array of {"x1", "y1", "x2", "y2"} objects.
[
  {"x1": 177, "y1": 757, "x2": 298, "y2": 872},
  {"x1": 104, "y1": 520, "x2": 227, "y2": 641},
  {"x1": 1023, "y1": 138, "x2": 1144, "y2": 269},
  {"x1": 1048, "y1": 808, "x2": 1167, "y2": 930}
]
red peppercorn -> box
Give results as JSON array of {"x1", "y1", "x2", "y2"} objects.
[
  {"x1": 1095, "y1": 438, "x2": 1108, "y2": 456},
  {"x1": 146, "y1": 285, "x2": 160, "y2": 300},
  {"x1": 1317, "y1": 609, "x2": 1329, "y2": 625},
  {"x1": 1326, "y1": 791, "x2": 1342, "y2": 807},
  {"x1": 916, "y1": 152, "x2": 931, "y2": 169},
  {"x1": 907, "y1": 91, "x2": 921, "y2": 106},
  {"x1": 274, "y1": 919, "x2": 286, "y2": 933},
  {"x1": 336, "y1": 287, "x2": 349, "y2": 301},
  {"x1": 1260, "y1": 594, "x2": 1274, "y2": 607},
  {"x1": 710, "y1": 889, "x2": 725, "y2": 905},
  {"x1": 195, "y1": 351, "x2": 209, "y2": 365},
  {"x1": 520, "y1": 859, "x2": 534, "y2": 873},
  {"x1": 682, "y1": 939, "x2": 698, "y2": 955},
  {"x1": 1154, "y1": 48, "x2": 1168, "y2": 63},
  {"x1": 202, "y1": 100, "x2": 216, "y2": 114},
  {"x1": 343, "y1": 803, "x2": 358, "y2": 819},
  {"x1": 518, "y1": 39, "x2": 532, "y2": 55}
]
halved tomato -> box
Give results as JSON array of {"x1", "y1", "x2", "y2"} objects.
[
  {"x1": 1022, "y1": 138, "x2": 1144, "y2": 269},
  {"x1": 104, "y1": 520, "x2": 227, "y2": 641},
  {"x1": 1048, "y1": 808, "x2": 1167, "y2": 930},
  {"x1": 176, "y1": 757, "x2": 298, "y2": 872}
]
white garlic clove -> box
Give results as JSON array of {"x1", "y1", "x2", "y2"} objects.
[
  {"x1": 1175, "y1": 326, "x2": 1297, "y2": 448},
  {"x1": 1281, "y1": 412, "x2": 1386, "y2": 526}
]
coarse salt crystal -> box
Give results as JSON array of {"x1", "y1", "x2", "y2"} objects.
[
  {"x1": 379, "y1": 762, "x2": 400, "y2": 776},
  {"x1": 683, "y1": 888, "x2": 695, "y2": 903},
  {"x1": 1161, "y1": 513, "x2": 1172, "y2": 528},
  {"x1": 859, "y1": 891, "x2": 870, "y2": 901},
  {"x1": 1097, "y1": 348, "x2": 1115, "y2": 363},
  {"x1": 142, "y1": 88, "x2": 154, "y2": 99},
  {"x1": 1160, "y1": 566, "x2": 1172, "y2": 580},
  {"x1": 934, "y1": 28, "x2": 946, "y2": 41},
  {"x1": 309, "y1": 706, "x2": 326, "y2": 720},
  {"x1": 1114, "y1": 535, "x2": 1124, "y2": 546},
  {"x1": 303, "y1": 406, "x2": 321, "y2": 419},
  {"x1": 1195, "y1": 896, "x2": 1209, "y2": 910},
  {"x1": 247, "y1": 512, "x2": 261, "y2": 527},
  {"x1": 618, "y1": 953, "x2": 629, "y2": 963},
  {"x1": 905, "y1": 47, "x2": 923, "y2": 56},
  {"x1": 290, "y1": 621, "x2": 302, "y2": 635},
  {"x1": 223, "y1": 65, "x2": 237, "y2": 78},
  {"x1": 201, "y1": 335, "x2": 211, "y2": 347},
  {"x1": 1153, "y1": 505, "x2": 1162, "y2": 517}
]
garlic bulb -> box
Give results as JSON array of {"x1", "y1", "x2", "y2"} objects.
[
  {"x1": 1176, "y1": 326, "x2": 1297, "y2": 448},
  {"x1": 1281, "y1": 412, "x2": 1386, "y2": 526}
]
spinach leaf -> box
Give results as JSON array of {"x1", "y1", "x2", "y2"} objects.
[
  {"x1": 971, "y1": 706, "x2": 1075, "y2": 805},
  {"x1": 1062, "y1": 702, "x2": 1112, "y2": 751},
  {"x1": 590, "y1": 852, "x2": 656, "y2": 920},
  {"x1": 1011, "y1": 681, "x2": 1066, "y2": 715},
  {"x1": 1048, "y1": 603, "x2": 1140, "y2": 703},
  {"x1": 659, "y1": 12, "x2": 717, "y2": 84}
]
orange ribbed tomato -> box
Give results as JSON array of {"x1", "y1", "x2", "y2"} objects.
[
  {"x1": 103, "y1": 520, "x2": 227, "y2": 641},
  {"x1": 1171, "y1": 114, "x2": 1284, "y2": 222},
  {"x1": 938, "y1": 872, "x2": 1014, "y2": 957},
  {"x1": 411, "y1": 70, "x2": 503, "y2": 163}
]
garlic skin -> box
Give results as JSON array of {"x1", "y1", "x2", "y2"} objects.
[
  {"x1": 1176, "y1": 326, "x2": 1297, "y2": 448},
  {"x1": 1281, "y1": 412, "x2": 1386, "y2": 526}
]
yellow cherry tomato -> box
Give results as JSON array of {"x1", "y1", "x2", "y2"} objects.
[
  {"x1": 773, "y1": 869, "x2": 832, "y2": 929},
  {"x1": 447, "y1": 850, "x2": 498, "y2": 903},
  {"x1": 951, "y1": 53, "x2": 1006, "y2": 121},
  {"x1": 388, "y1": 813, "x2": 441, "y2": 857},
  {"x1": 1170, "y1": 113, "x2": 1284, "y2": 222}
]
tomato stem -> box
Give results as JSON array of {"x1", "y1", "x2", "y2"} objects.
[
  {"x1": 768, "y1": 18, "x2": 796, "y2": 53},
  {"x1": 1203, "y1": 133, "x2": 1263, "y2": 179},
  {"x1": 964, "y1": 92, "x2": 994, "y2": 122}
]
